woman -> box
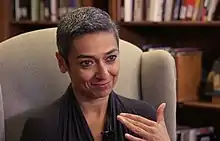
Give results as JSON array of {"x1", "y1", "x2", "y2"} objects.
[{"x1": 20, "y1": 7, "x2": 170, "y2": 141}]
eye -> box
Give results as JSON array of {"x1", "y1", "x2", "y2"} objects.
[
  {"x1": 80, "y1": 60, "x2": 94, "y2": 68},
  {"x1": 106, "y1": 55, "x2": 117, "y2": 62}
]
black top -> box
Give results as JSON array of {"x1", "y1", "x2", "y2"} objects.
[{"x1": 20, "y1": 85, "x2": 156, "y2": 141}]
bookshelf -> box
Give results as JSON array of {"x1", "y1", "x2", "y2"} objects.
[
  {"x1": 0, "y1": 0, "x2": 10, "y2": 42},
  {"x1": 182, "y1": 100, "x2": 220, "y2": 109},
  {"x1": 10, "y1": 20, "x2": 59, "y2": 26},
  {"x1": 0, "y1": 0, "x2": 109, "y2": 42},
  {"x1": 1, "y1": 0, "x2": 220, "y2": 140},
  {"x1": 118, "y1": 21, "x2": 220, "y2": 26}
]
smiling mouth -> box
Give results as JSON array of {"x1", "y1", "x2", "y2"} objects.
[{"x1": 91, "y1": 81, "x2": 111, "y2": 88}]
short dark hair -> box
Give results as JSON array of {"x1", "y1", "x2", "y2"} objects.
[{"x1": 56, "y1": 7, "x2": 119, "y2": 63}]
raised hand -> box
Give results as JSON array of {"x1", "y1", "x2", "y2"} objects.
[{"x1": 117, "y1": 103, "x2": 170, "y2": 141}]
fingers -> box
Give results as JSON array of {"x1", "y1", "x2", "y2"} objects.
[
  {"x1": 117, "y1": 104, "x2": 170, "y2": 141},
  {"x1": 121, "y1": 116, "x2": 156, "y2": 133},
  {"x1": 125, "y1": 133, "x2": 146, "y2": 141},
  {"x1": 117, "y1": 115, "x2": 151, "y2": 139},
  {"x1": 119, "y1": 113, "x2": 156, "y2": 126},
  {"x1": 156, "y1": 103, "x2": 166, "y2": 125}
]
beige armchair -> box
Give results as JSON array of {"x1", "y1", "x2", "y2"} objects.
[{"x1": 0, "y1": 28, "x2": 176, "y2": 141}]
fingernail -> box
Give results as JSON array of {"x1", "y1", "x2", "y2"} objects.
[
  {"x1": 117, "y1": 115, "x2": 123, "y2": 119},
  {"x1": 163, "y1": 103, "x2": 166, "y2": 108},
  {"x1": 117, "y1": 116, "x2": 124, "y2": 122},
  {"x1": 125, "y1": 133, "x2": 131, "y2": 137}
]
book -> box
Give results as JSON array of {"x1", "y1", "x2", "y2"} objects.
[{"x1": 177, "y1": 126, "x2": 216, "y2": 141}]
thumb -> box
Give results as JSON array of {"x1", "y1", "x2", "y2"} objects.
[{"x1": 157, "y1": 103, "x2": 166, "y2": 125}]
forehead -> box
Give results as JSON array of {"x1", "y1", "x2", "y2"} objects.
[{"x1": 71, "y1": 31, "x2": 118, "y2": 56}]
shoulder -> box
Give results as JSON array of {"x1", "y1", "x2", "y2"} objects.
[
  {"x1": 30, "y1": 95, "x2": 63, "y2": 124},
  {"x1": 20, "y1": 117, "x2": 48, "y2": 141},
  {"x1": 115, "y1": 93, "x2": 157, "y2": 121},
  {"x1": 20, "y1": 95, "x2": 65, "y2": 141}
]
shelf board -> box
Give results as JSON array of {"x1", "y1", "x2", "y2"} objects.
[
  {"x1": 181, "y1": 100, "x2": 220, "y2": 109},
  {"x1": 118, "y1": 21, "x2": 220, "y2": 27},
  {"x1": 10, "y1": 20, "x2": 220, "y2": 27},
  {"x1": 10, "y1": 20, "x2": 58, "y2": 26}
]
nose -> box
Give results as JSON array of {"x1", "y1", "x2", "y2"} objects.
[{"x1": 95, "y1": 62, "x2": 109, "y2": 79}]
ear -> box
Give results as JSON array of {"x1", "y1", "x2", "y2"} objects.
[{"x1": 55, "y1": 52, "x2": 68, "y2": 73}]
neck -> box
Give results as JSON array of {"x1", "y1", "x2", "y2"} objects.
[{"x1": 78, "y1": 95, "x2": 109, "y2": 117}]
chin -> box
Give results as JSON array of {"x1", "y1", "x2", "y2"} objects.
[{"x1": 91, "y1": 87, "x2": 113, "y2": 99}]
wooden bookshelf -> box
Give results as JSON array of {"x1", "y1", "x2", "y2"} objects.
[
  {"x1": 119, "y1": 21, "x2": 220, "y2": 27},
  {"x1": 181, "y1": 100, "x2": 220, "y2": 109},
  {"x1": 0, "y1": 0, "x2": 109, "y2": 42},
  {"x1": 10, "y1": 20, "x2": 59, "y2": 26},
  {"x1": 10, "y1": 20, "x2": 220, "y2": 27},
  {"x1": 0, "y1": 0, "x2": 10, "y2": 41}
]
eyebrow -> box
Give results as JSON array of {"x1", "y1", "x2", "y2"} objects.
[{"x1": 76, "y1": 48, "x2": 119, "y2": 59}]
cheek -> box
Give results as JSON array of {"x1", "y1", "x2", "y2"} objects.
[
  {"x1": 109, "y1": 61, "x2": 120, "y2": 77},
  {"x1": 109, "y1": 62, "x2": 119, "y2": 88},
  {"x1": 78, "y1": 69, "x2": 95, "y2": 82}
]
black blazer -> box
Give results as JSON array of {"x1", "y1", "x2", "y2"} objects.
[{"x1": 20, "y1": 86, "x2": 156, "y2": 141}]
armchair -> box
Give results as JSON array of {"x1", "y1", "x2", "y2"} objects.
[{"x1": 0, "y1": 28, "x2": 176, "y2": 141}]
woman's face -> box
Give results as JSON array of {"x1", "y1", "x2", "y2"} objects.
[{"x1": 57, "y1": 31, "x2": 119, "y2": 99}]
